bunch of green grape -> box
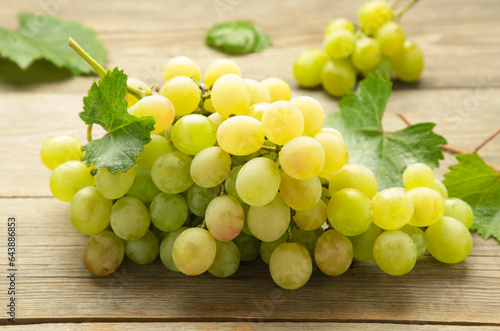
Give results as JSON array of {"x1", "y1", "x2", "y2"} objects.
[
  {"x1": 41, "y1": 56, "x2": 472, "y2": 290},
  {"x1": 293, "y1": 0, "x2": 424, "y2": 98}
]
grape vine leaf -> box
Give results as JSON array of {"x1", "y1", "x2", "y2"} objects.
[
  {"x1": 80, "y1": 68, "x2": 155, "y2": 174},
  {"x1": 443, "y1": 153, "x2": 500, "y2": 241},
  {"x1": 324, "y1": 74, "x2": 447, "y2": 190},
  {"x1": 0, "y1": 11, "x2": 106, "y2": 75}
]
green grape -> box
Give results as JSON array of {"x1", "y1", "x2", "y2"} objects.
[
  {"x1": 391, "y1": 40, "x2": 424, "y2": 82},
  {"x1": 233, "y1": 232, "x2": 261, "y2": 262},
  {"x1": 292, "y1": 227, "x2": 324, "y2": 258},
  {"x1": 204, "y1": 96, "x2": 216, "y2": 112},
  {"x1": 83, "y1": 231, "x2": 124, "y2": 276},
  {"x1": 247, "y1": 102, "x2": 271, "y2": 121},
  {"x1": 407, "y1": 187, "x2": 445, "y2": 227},
  {"x1": 426, "y1": 216, "x2": 473, "y2": 264},
  {"x1": 171, "y1": 114, "x2": 216, "y2": 155},
  {"x1": 314, "y1": 132, "x2": 349, "y2": 179},
  {"x1": 128, "y1": 95, "x2": 175, "y2": 134},
  {"x1": 269, "y1": 242, "x2": 312, "y2": 290},
  {"x1": 206, "y1": 195, "x2": 244, "y2": 241},
  {"x1": 203, "y1": 59, "x2": 242, "y2": 87},
  {"x1": 150, "y1": 222, "x2": 168, "y2": 243},
  {"x1": 260, "y1": 232, "x2": 288, "y2": 265},
  {"x1": 211, "y1": 74, "x2": 250, "y2": 118},
  {"x1": 320, "y1": 127, "x2": 344, "y2": 141},
  {"x1": 224, "y1": 165, "x2": 244, "y2": 204},
  {"x1": 172, "y1": 228, "x2": 217, "y2": 276},
  {"x1": 248, "y1": 194, "x2": 290, "y2": 242},
  {"x1": 136, "y1": 135, "x2": 172, "y2": 170},
  {"x1": 208, "y1": 240, "x2": 240, "y2": 277},
  {"x1": 159, "y1": 76, "x2": 201, "y2": 116},
  {"x1": 261, "y1": 101, "x2": 304, "y2": 145},
  {"x1": 245, "y1": 78, "x2": 272, "y2": 106},
  {"x1": 329, "y1": 164, "x2": 378, "y2": 199},
  {"x1": 279, "y1": 172, "x2": 322, "y2": 211},
  {"x1": 328, "y1": 188, "x2": 373, "y2": 236},
  {"x1": 50, "y1": 160, "x2": 95, "y2": 202},
  {"x1": 150, "y1": 193, "x2": 188, "y2": 232},
  {"x1": 377, "y1": 21, "x2": 405, "y2": 58},
  {"x1": 279, "y1": 136, "x2": 325, "y2": 180},
  {"x1": 69, "y1": 187, "x2": 111, "y2": 235},
  {"x1": 126, "y1": 169, "x2": 161, "y2": 204},
  {"x1": 321, "y1": 60, "x2": 356, "y2": 97},
  {"x1": 324, "y1": 18, "x2": 355, "y2": 35},
  {"x1": 314, "y1": 230, "x2": 353, "y2": 276},
  {"x1": 293, "y1": 48, "x2": 329, "y2": 88},
  {"x1": 241, "y1": 203, "x2": 252, "y2": 236},
  {"x1": 95, "y1": 167, "x2": 135, "y2": 200},
  {"x1": 290, "y1": 96, "x2": 324, "y2": 137},
  {"x1": 41, "y1": 135, "x2": 83, "y2": 170},
  {"x1": 124, "y1": 230, "x2": 159, "y2": 264},
  {"x1": 373, "y1": 230, "x2": 417, "y2": 276},
  {"x1": 261, "y1": 77, "x2": 291, "y2": 102},
  {"x1": 162, "y1": 55, "x2": 201, "y2": 82},
  {"x1": 110, "y1": 196, "x2": 150, "y2": 241},
  {"x1": 185, "y1": 184, "x2": 218, "y2": 217},
  {"x1": 372, "y1": 187, "x2": 414, "y2": 230},
  {"x1": 443, "y1": 198, "x2": 474, "y2": 229},
  {"x1": 208, "y1": 112, "x2": 225, "y2": 129},
  {"x1": 190, "y1": 146, "x2": 231, "y2": 188},
  {"x1": 362, "y1": 55, "x2": 392, "y2": 77},
  {"x1": 217, "y1": 115, "x2": 265, "y2": 155},
  {"x1": 352, "y1": 37, "x2": 381, "y2": 71},
  {"x1": 151, "y1": 151, "x2": 194, "y2": 194},
  {"x1": 323, "y1": 29, "x2": 356, "y2": 59},
  {"x1": 358, "y1": 0, "x2": 393, "y2": 36},
  {"x1": 398, "y1": 224, "x2": 427, "y2": 259},
  {"x1": 432, "y1": 179, "x2": 449, "y2": 199},
  {"x1": 236, "y1": 157, "x2": 281, "y2": 206},
  {"x1": 159, "y1": 226, "x2": 188, "y2": 272},
  {"x1": 292, "y1": 199, "x2": 327, "y2": 231},
  {"x1": 403, "y1": 162, "x2": 435, "y2": 190},
  {"x1": 348, "y1": 223, "x2": 383, "y2": 262}
]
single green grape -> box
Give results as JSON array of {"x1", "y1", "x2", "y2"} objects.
[
  {"x1": 217, "y1": 115, "x2": 265, "y2": 156},
  {"x1": 150, "y1": 192, "x2": 188, "y2": 232},
  {"x1": 203, "y1": 59, "x2": 242, "y2": 87},
  {"x1": 83, "y1": 231, "x2": 124, "y2": 276},
  {"x1": 293, "y1": 199, "x2": 327, "y2": 231},
  {"x1": 279, "y1": 136, "x2": 325, "y2": 180},
  {"x1": 171, "y1": 114, "x2": 216, "y2": 155},
  {"x1": 185, "y1": 184, "x2": 218, "y2": 217},
  {"x1": 95, "y1": 167, "x2": 135, "y2": 200},
  {"x1": 248, "y1": 194, "x2": 290, "y2": 242},
  {"x1": 208, "y1": 240, "x2": 240, "y2": 278},
  {"x1": 329, "y1": 163, "x2": 378, "y2": 199},
  {"x1": 190, "y1": 146, "x2": 231, "y2": 188},
  {"x1": 443, "y1": 198, "x2": 474, "y2": 229},
  {"x1": 173, "y1": 227, "x2": 217, "y2": 276},
  {"x1": 69, "y1": 186, "x2": 112, "y2": 235},
  {"x1": 110, "y1": 196, "x2": 150, "y2": 241},
  {"x1": 270, "y1": 242, "x2": 312, "y2": 290},
  {"x1": 206, "y1": 195, "x2": 244, "y2": 242},
  {"x1": 432, "y1": 179, "x2": 449, "y2": 199},
  {"x1": 136, "y1": 135, "x2": 172, "y2": 170},
  {"x1": 314, "y1": 132, "x2": 349, "y2": 179},
  {"x1": 159, "y1": 76, "x2": 201, "y2": 116},
  {"x1": 236, "y1": 157, "x2": 281, "y2": 207},
  {"x1": 358, "y1": 0, "x2": 393, "y2": 36},
  {"x1": 151, "y1": 151, "x2": 194, "y2": 194},
  {"x1": 279, "y1": 172, "x2": 322, "y2": 211},
  {"x1": 314, "y1": 230, "x2": 353, "y2": 276},
  {"x1": 290, "y1": 96, "x2": 324, "y2": 137},
  {"x1": 323, "y1": 29, "x2": 356, "y2": 60},
  {"x1": 124, "y1": 230, "x2": 159, "y2": 264},
  {"x1": 40, "y1": 135, "x2": 83, "y2": 170},
  {"x1": 398, "y1": 224, "x2": 428, "y2": 260},
  {"x1": 128, "y1": 95, "x2": 175, "y2": 135},
  {"x1": 159, "y1": 226, "x2": 188, "y2": 272},
  {"x1": 328, "y1": 188, "x2": 373, "y2": 236},
  {"x1": 233, "y1": 232, "x2": 261, "y2": 262},
  {"x1": 162, "y1": 55, "x2": 201, "y2": 82},
  {"x1": 50, "y1": 160, "x2": 95, "y2": 202},
  {"x1": 261, "y1": 101, "x2": 304, "y2": 145},
  {"x1": 348, "y1": 223, "x2": 383, "y2": 262},
  {"x1": 352, "y1": 37, "x2": 381, "y2": 72},
  {"x1": 372, "y1": 187, "x2": 414, "y2": 230},
  {"x1": 293, "y1": 48, "x2": 329, "y2": 88},
  {"x1": 260, "y1": 232, "x2": 288, "y2": 265},
  {"x1": 261, "y1": 77, "x2": 291, "y2": 102},
  {"x1": 407, "y1": 187, "x2": 445, "y2": 227},
  {"x1": 377, "y1": 21, "x2": 405, "y2": 58},
  {"x1": 321, "y1": 60, "x2": 356, "y2": 98},
  {"x1": 391, "y1": 40, "x2": 424, "y2": 83},
  {"x1": 225, "y1": 165, "x2": 244, "y2": 204},
  {"x1": 403, "y1": 163, "x2": 435, "y2": 190},
  {"x1": 211, "y1": 74, "x2": 250, "y2": 118},
  {"x1": 373, "y1": 230, "x2": 417, "y2": 276}
]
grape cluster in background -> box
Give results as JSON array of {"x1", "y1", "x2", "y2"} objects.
[{"x1": 293, "y1": 0, "x2": 424, "y2": 98}]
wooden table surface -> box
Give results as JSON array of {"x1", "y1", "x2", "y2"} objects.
[{"x1": 1, "y1": 0, "x2": 499, "y2": 329}]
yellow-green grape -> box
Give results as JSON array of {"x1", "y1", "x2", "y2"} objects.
[
  {"x1": 224, "y1": 165, "x2": 244, "y2": 204},
  {"x1": 362, "y1": 55, "x2": 392, "y2": 77},
  {"x1": 95, "y1": 167, "x2": 135, "y2": 200},
  {"x1": 372, "y1": 187, "x2": 414, "y2": 230},
  {"x1": 233, "y1": 232, "x2": 261, "y2": 262},
  {"x1": 208, "y1": 112, "x2": 225, "y2": 129},
  {"x1": 321, "y1": 60, "x2": 356, "y2": 97},
  {"x1": 323, "y1": 29, "x2": 356, "y2": 60},
  {"x1": 171, "y1": 114, "x2": 217, "y2": 155},
  {"x1": 159, "y1": 76, "x2": 201, "y2": 116},
  {"x1": 162, "y1": 55, "x2": 201, "y2": 82},
  {"x1": 328, "y1": 188, "x2": 373, "y2": 236},
  {"x1": 125, "y1": 92, "x2": 139, "y2": 107},
  {"x1": 260, "y1": 233, "x2": 288, "y2": 265},
  {"x1": 398, "y1": 224, "x2": 427, "y2": 260},
  {"x1": 150, "y1": 193, "x2": 188, "y2": 232},
  {"x1": 236, "y1": 157, "x2": 281, "y2": 207},
  {"x1": 432, "y1": 179, "x2": 449, "y2": 199},
  {"x1": 190, "y1": 146, "x2": 231, "y2": 188},
  {"x1": 159, "y1": 227, "x2": 188, "y2": 272},
  {"x1": 110, "y1": 196, "x2": 150, "y2": 241},
  {"x1": 126, "y1": 169, "x2": 161, "y2": 204},
  {"x1": 407, "y1": 187, "x2": 445, "y2": 227},
  {"x1": 261, "y1": 77, "x2": 291, "y2": 102},
  {"x1": 348, "y1": 223, "x2": 383, "y2": 262},
  {"x1": 320, "y1": 127, "x2": 344, "y2": 141},
  {"x1": 373, "y1": 230, "x2": 417, "y2": 276},
  {"x1": 185, "y1": 184, "x2": 218, "y2": 217},
  {"x1": 329, "y1": 164, "x2": 378, "y2": 199},
  {"x1": 244, "y1": 78, "x2": 272, "y2": 106},
  {"x1": 293, "y1": 199, "x2": 327, "y2": 231},
  {"x1": 279, "y1": 136, "x2": 325, "y2": 180},
  {"x1": 425, "y1": 216, "x2": 473, "y2": 264},
  {"x1": 358, "y1": 0, "x2": 393, "y2": 36},
  {"x1": 217, "y1": 115, "x2": 265, "y2": 156},
  {"x1": 83, "y1": 231, "x2": 124, "y2": 276},
  {"x1": 124, "y1": 230, "x2": 159, "y2": 265},
  {"x1": 324, "y1": 18, "x2": 355, "y2": 35},
  {"x1": 247, "y1": 102, "x2": 271, "y2": 121},
  {"x1": 41, "y1": 135, "x2": 84, "y2": 170},
  {"x1": 211, "y1": 74, "x2": 251, "y2": 118},
  {"x1": 270, "y1": 242, "x2": 312, "y2": 290},
  {"x1": 69, "y1": 186, "x2": 112, "y2": 235},
  {"x1": 293, "y1": 48, "x2": 329, "y2": 88},
  {"x1": 203, "y1": 59, "x2": 242, "y2": 87},
  {"x1": 279, "y1": 172, "x2": 322, "y2": 211},
  {"x1": 352, "y1": 37, "x2": 381, "y2": 72},
  {"x1": 172, "y1": 227, "x2": 217, "y2": 276},
  {"x1": 50, "y1": 160, "x2": 95, "y2": 202},
  {"x1": 261, "y1": 101, "x2": 304, "y2": 145},
  {"x1": 151, "y1": 151, "x2": 194, "y2": 194},
  {"x1": 314, "y1": 132, "x2": 349, "y2": 178},
  {"x1": 136, "y1": 135, "x2": 172, "y2": 170},
  {"x1": 292, "y1": 227, "x2": 324, "y2": 258},
  {"x1": 204, "y1": 97, "x2": 216, "y2": 113},
  {"x1": 128, "y1": 95, "x2": 175, "y2": 135},
  {"x1": 208, "y1": 240, "x2": 240, "y2": 278},
  {"x1": 248, "y1": 194, "x2": 290, "y2": 242},
  {"x1": 444, "y1": 198, "x2": 474, "y2": 229},
  {"x1": 391, "y1": 40, "x2": 424, "y2": 82},
  {"x1": 290, "y1": 96, "x2": 324, "y2": 136},
  {"x1": 403, "y1": 162, "x2": 435, "y2": 190},
  {"x1": 314, "y1": 230, "x2": 353, "y2": 276},
  {"x1": 206, "y1": 195, "x2": 244, "y2": 242},
  {"x1": 377, "y1": 21, "x2": 405, "y2": 58}
]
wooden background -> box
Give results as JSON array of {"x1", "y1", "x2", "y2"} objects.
[{"x1": 1, "y1": 0, "x2": 499, "y2": 329}]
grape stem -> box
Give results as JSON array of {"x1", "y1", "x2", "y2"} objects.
[
  {"x1": 260, "y1": 145, "x2": 279, "y2": 152},
  {"x1": 217, "y1": 182, "x2": 227, "y2": 196},
  {"x1": 86, "y1": 124, "x2": 92, "y2": 143},
  {"x1": 286, "y1": 224, "x2": 294, "y2": 243},
  {"x1": 198, "y1": 219, "x2": 207, "y2": 229},
  {"x1": 393, "y1": 0, "x2": 421, "y2": 21}
]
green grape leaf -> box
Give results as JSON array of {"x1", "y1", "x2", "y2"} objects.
[
  {"x1": 0, "y1": 11, "x2": 106, "y2": 75},
  {"x1": 80, "y1": 68, "x2": 155, "y2": 174},
  {"x1": 205, "y1": 20, "x2": 272, "y2": 55},
  {"x1": 324, "y1": 73, "x2": 447, "y2": 190},
  {"x1": 443, "y1": 153, "x2": 500, "y2": 241}
]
